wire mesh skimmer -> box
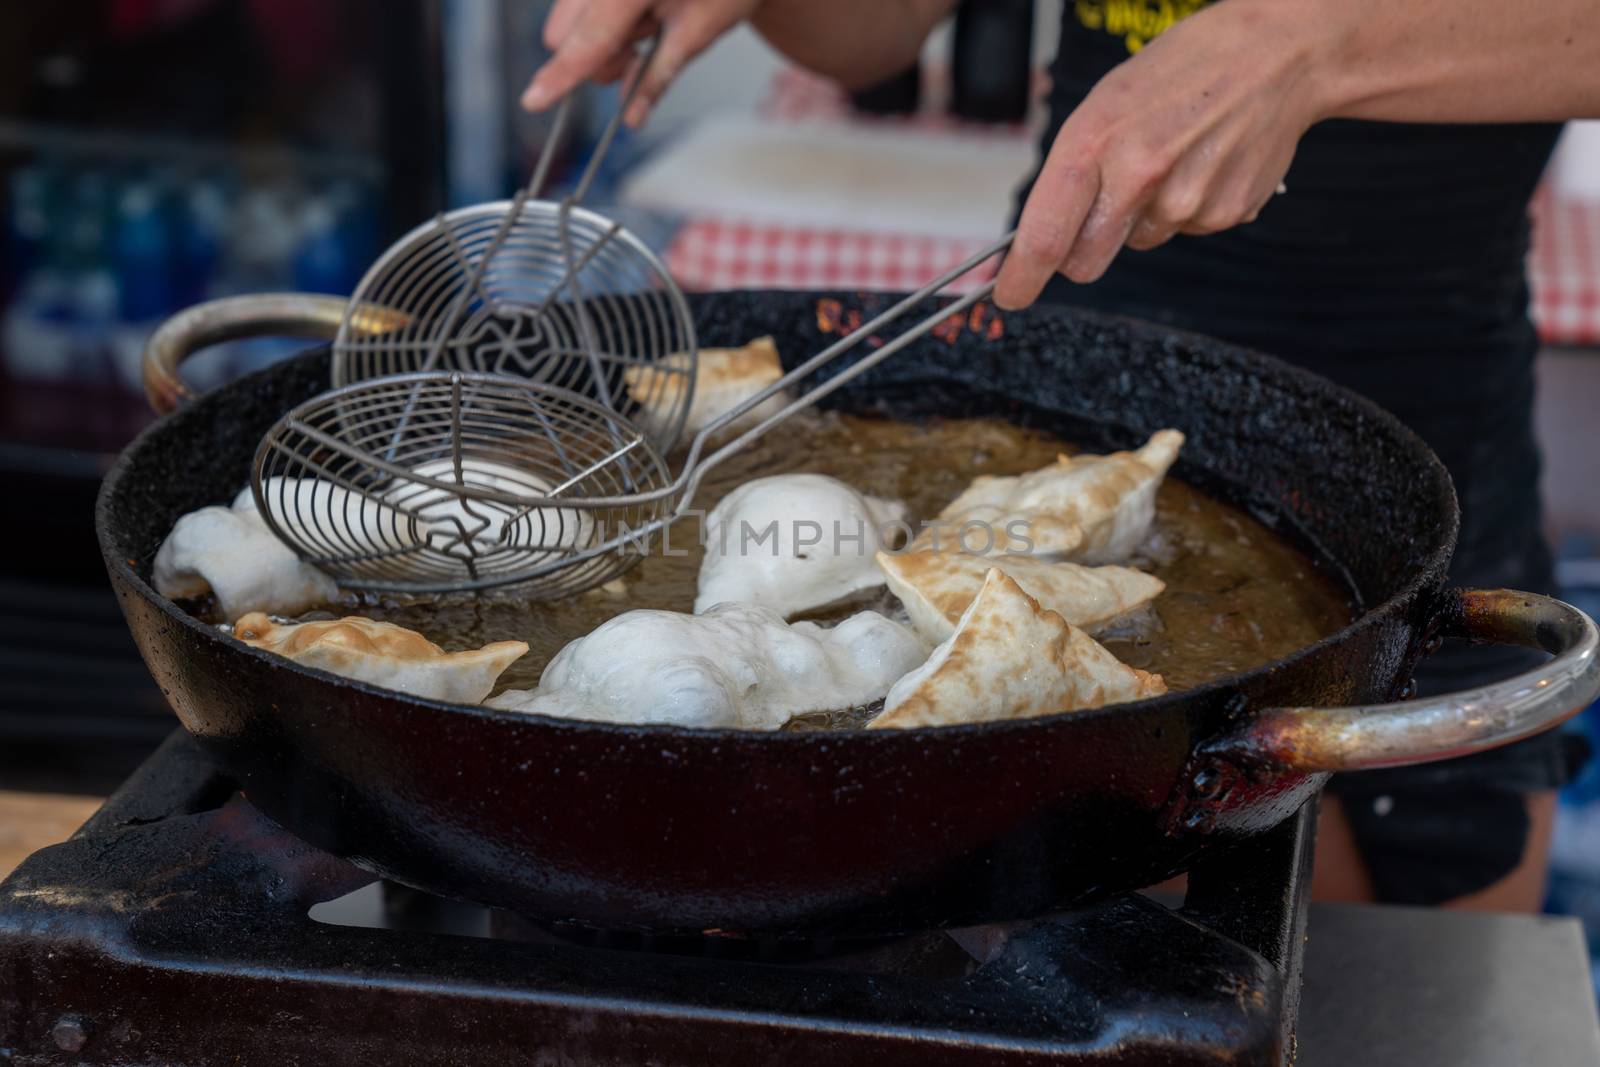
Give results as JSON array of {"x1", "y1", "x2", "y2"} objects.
[
  {"x1": 331, "y1": 34, "x2": 698, "y2": 455},
  {"x1": 252, "y1": 237, "x2": 1013, "y2": 597}
]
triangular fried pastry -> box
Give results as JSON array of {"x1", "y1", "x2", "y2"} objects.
[
  {"x1": 877, "y1": 550, "x2": 1164, "y2": 643},
  {"x1": 624, "y1": 336, "x2": 788, "y2": 438},
  {"x1": 870, "y1": 569, "x2": 1165, "y2": 729},
  {"x1": 234, "y1": 613, "x2": 527, "y2": 705},
  {"x1": 912, "y1": 429, "x2": 1184, "y2": 562}
]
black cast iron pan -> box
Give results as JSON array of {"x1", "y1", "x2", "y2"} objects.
[{"x1": 96, "y1": 289, "x2": 1600, "y2": 936}]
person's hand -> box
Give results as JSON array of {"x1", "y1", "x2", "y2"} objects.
[
  {"x1": 521, "y1": 0, "x2": 764, "y2": 127},
  {"x1": 993, "y1": 0, "x2": 1339, "y2": 309}
]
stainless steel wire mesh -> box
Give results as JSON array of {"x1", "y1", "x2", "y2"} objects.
[
  {"x1": 329, "y1": 201, "x2": 697, "y2": 454},
  {"x1": 252, "y1": 372, "x2": 673, "y2": 596},
  {"x1": 325, "y1": 33, "x2": 696, "y2": 455}
]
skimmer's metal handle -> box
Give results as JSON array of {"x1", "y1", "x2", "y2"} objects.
[
  {"x1": 1208, "y1": 587, "x2": 1599, "y2": 773},
  {"x1": 142, "y1": 293, "x2": 402, "y2": 416},
  {"x1": 670, "y1": 233, "x2": 1017, "y2": 511}
]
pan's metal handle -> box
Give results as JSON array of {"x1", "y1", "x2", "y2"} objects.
[
  {"x1": 1210, "y1": 588, "x2": 1599, "y2": 773},
  {"x1": 142, "y1": 293, "x2": 407, "y2": 416}
]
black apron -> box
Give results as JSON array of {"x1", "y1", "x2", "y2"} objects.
[{"x1": 1033, "y1": 1, "x2": 1585, "y2": 902}]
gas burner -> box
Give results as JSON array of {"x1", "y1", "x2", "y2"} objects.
[{"x1": 0, "y1": 733, "x2": 1312, "y2": 1065}]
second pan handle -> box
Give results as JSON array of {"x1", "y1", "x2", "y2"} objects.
[
  {"x1": 1166, "y1": 587, "x2": 1597, "y2": 835},
  {"x1": 141, "y1": 293, "x2": 406, "y2": 416},
  {"x1": 1213, "y1": 587, "x2": 1598, "y2": 774}
]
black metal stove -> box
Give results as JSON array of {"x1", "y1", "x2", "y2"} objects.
[{"x1": 0, "y1": 732, "x2": 1314, "y2": 1066}]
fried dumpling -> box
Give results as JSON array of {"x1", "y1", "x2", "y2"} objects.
[
  {"x1": 912, "y1": 429, "x2": 1184, "y2": 562},
  {"x1": 912, "y1": 502, "x2": 1086, "y2": 557},
  {"x1": 234, "y1": 613, "x2": 527, "y2": 705},
  {"x1": 388, "y1": 458, "x2": 594, "y2": 570},
  {"x1": 259, "y1": 460, "x2": 594, "y2": 573},
  {"x1": 695, "y1": 473, "x2": 907, "y2": 618},
  {"x1": 154, "y1": 491, "x2": 339, "y2": 619},
  {"x1": 871, "y1": 569, "x2": 1165, "y2": 729},
  {"x1": 877, "y1": 549, "x2": 1164, "y2": 644},
  {"x1": 486, "y1": 603, "x2": 928, "y2": 730},
  {"x1": 624, "y1": 336, "x2": 789, "y2": 439}
]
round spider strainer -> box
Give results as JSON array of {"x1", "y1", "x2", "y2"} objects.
[
  {"x1": 252, "y1": 372, "x2": 674, "y2": 597},
  {"x1": 327, "y1": 34, "x2": 696, "y2": 454},
  {"x1": 330, "y1": 199, "x2": 697, "y2": 454}
]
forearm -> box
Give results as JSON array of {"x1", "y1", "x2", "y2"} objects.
[
  {"x1": 1309, "y1": 0, "x2": 1600, "y2": 123},
  {"x1": 751, "y1": 0, "x2": 957, "y2": 90}
]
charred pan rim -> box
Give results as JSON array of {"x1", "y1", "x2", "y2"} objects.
[{"x1": 96, "y1": 300, "x2": 1458, "y2": 745}]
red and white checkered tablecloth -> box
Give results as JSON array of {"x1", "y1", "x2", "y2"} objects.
[
  {"x1": 666, "y1": 223, "x2": 995, "y2": 295},
  {"x1": 663, "y1": 69, "x2": 1600, "y2": 347},
  {"x1": 1530, "y1": 185, "x2": 1600, "y2": 346}
]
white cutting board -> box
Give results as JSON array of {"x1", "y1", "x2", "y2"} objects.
[{"x1": 622, "y1": 114, "x2": 1037, "y2": 239}]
